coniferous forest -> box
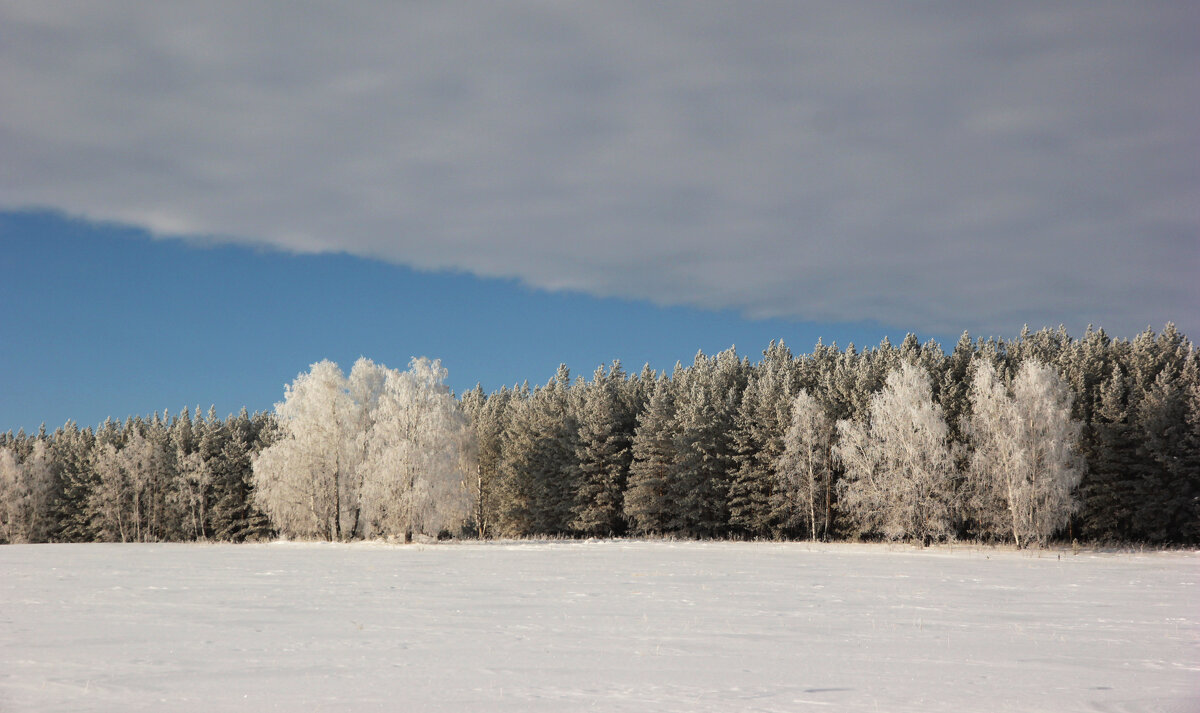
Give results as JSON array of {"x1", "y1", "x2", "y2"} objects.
[{"x1": 2, "y1": 324, "x2": 1197, "y2": 546}]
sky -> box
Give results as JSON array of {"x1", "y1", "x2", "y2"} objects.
[{"x1": 1, "y1": 2, "x2": 1197, "y2": 432}]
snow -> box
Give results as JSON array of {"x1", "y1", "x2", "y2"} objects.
[{"x1": 1, "y1": 541, "x2": 1196, "y2": 712}]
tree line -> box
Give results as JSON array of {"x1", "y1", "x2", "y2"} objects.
[
  {"x1": 1, "y1": 324, "x2": 1196, "y2": 545},
  {"x1": 0, "y1": 407, "x2": 275, "y2": 544}
]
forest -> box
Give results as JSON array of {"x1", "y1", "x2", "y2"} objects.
[{"x1": 1, "y1": 324, "x2": 1196, "y2": 546}]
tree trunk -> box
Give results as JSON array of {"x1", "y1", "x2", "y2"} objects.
[
  {"x1": 824, "y1": 469, "x2": 833, "y2": 541},
  {"x1": 807, "y1": 459, "x2": 817, "y2": 542}
]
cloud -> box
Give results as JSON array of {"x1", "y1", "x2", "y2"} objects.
[{"x1": 2, "y1": 1, "x2": 1196, "y2": 337}]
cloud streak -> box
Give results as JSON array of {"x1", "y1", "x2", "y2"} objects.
[{"x1": 2, "y1": 1, "x2": 1196, "y2": 336}]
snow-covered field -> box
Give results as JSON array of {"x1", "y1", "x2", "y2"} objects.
[{"x1": 1, "y1": 541, "x2": 1196, "y2": 712}]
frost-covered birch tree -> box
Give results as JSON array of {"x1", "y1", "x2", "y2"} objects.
[
  {"x1": 346, "y1": 357, "x2": 390, "y2": 536},
  {"x1": 835, "y1": 362, "x2": 956, "y2": 543},
  {"x1": 0, "y1": 441, "x2": 55, "y2": 543},
  {"x1": 967, "y1": 359, "x2": 1083, "y2": 547},
  {"x1": 358, "y1": 358, "x2": 475, "y2": 540},
  {"x1": 252, "y1": 360, "x2": 360, "y2": 540},
  {"x1": 175, "y1": 449, "x2": 211, "y2": 540},
  {"x1": 120, "y1": 427, "x2": 174, "y2": 542},
  {"x1": 90, "y1": 441, "x2": 132, "y2": 542},
  {"x1": 965, "y1": 359, "x2": 1022, "y2": 542},
  {"x1": 776, "y1": 389, "x2": 833, "y2": 541}
]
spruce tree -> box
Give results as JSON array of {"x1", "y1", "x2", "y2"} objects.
[
  {"x1": 49, "y1": 422, "x2": 95, "y2": 542},
  {"x1": 461, "y1": 384, "x2": 512, "y2": 538},
  {"x1": 497, "y1": 367, "x2": 580, "y2": 536},
  {"x1": 667, "y1": 349, "x2": 745, "y2": 538},
  {"x1": 573, "y1": 362, "x2": 634, "y2": 537},
  {"x1": 1078, "y1": 364, "x2": 1140, "y2": 541},
  {"x1": 728, "y1": 341, "x2": 795, "y2": 538},
  {"x1": 624, "y1": 375, "x2": 677, "y2": 535},
  {"x1": 1132, "y1": 366, "x2": 1196, "y2": 542}
]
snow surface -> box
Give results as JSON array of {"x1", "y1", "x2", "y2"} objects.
[{"x1": 1, "y1": 541, "x2": 1196, "y2": 712}]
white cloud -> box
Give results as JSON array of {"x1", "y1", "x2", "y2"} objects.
[{"x1": 2, "y1": 1, "x2": 1196, "y2": 336}]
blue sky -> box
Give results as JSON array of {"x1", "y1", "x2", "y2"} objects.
[
  {"x1": 1, "y1": 3, "x2": 1196, "y2": 432},
  {"x1": 1, "y1": 210, "x2": 921, "y2": 433}
]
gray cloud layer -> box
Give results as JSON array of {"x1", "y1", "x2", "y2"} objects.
[{"x1": 2, "y1": 2, "x2": 1196, "y2": 336}]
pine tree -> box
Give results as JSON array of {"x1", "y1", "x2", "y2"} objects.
[
  {"x1": 1078, "y1": 364, "x2": 1141, "y2": 541},
  {"x1": 572, "y1": 362, "x2": 634, "y2": 537},
  {"x1": 667, "y1": 349, "x2": 745, "y2": 538},
  {"x1": 1132, "y1": 365, "x2": 1196, "y2": 542},
  {"x1": 1181, "y1": 353, "x2": 1200, "y2": 543},
  {"x1": 210, "y1": 409, "x2": 274, "y2": 542},
  {"x1": 50, "y1": 422, "x2": 96, "y2": 542},
  {"x1": 939, "y1": 332, "x2": 975, "y2": 445},
  {"x1": 728, "y1": 341, "x2": 795, "y2": 538},
  {"x1": 496, "y1": 366, "x2": 580, "y2": 536},
  {"x1": 461, "y1": 384, "x2": 512, "y2": 538},
  {"x1": 624, "y1": 375, "x2": 677, "y2": 535}
]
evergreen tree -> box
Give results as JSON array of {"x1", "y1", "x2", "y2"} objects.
[
  {"x1": 50, "y1": 422, "x2": 96, "y2": 542},
  {"x1": 728, "y1": 341, "x2": 795, "y2": 538},
  {"x1": 624, "y1": 374, "x2": 677, "y2": 535},
  {"x1": 666, "y1": 349, "x2": 745, "y2": 538},
  {"x1": 1132, "y1": 365, "x2": 1197, "y2": 542},
  {"x1": 2, "y1": 330, "x2": 1194, "y2": 545},
  {"x1": 1181, "y1": 354, "x2": 1200, "y2": 543},
  {"x1": 1078, "y1": 364, "x2": 1141, "y2": 540},
  {"x1": 939, "y1": 332, "x2": 975, "y2": 444},
  {"x1": 573, "y1": 362, "x2": 634, "y2": 537},
  {"x1": 497, "y1": 366, "x2": 580, "y2": 536},
  {"x1": 211, "y1": 409, "x2": 274, "y2": 541},
  {"x1": 461, "y1": 384, "x2": 512, "y2": 538}
]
